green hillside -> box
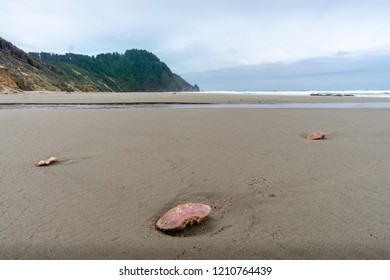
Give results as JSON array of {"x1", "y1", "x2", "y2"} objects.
[{"x1": 1, "y1": 36, "x2": 199, "y2": 92}]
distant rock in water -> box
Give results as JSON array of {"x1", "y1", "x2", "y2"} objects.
[
  {"x1": 310, "y1": 93, "x2": 354, "y2": 97},
  {"x1": 0, "y1": 36, "x2": 199, "y2": 92},
  {"x1": 193, "y1": 84, "x2": 200, "y2": 92}
]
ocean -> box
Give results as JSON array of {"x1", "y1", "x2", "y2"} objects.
[{"x1": 202, "y1": 90, "x2": 390, "y2": 98}]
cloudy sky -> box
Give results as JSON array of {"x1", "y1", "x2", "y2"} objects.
[{"x1": 2, "y1": 0, "x2": 390, "y2": 89}]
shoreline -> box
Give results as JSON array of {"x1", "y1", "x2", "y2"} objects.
[
  {"x1": 2, "y1": 102, "x2": 390, "y2": 110},
  {"x1": 1, "y1": 91, "x2": 390, "y2": 105}
]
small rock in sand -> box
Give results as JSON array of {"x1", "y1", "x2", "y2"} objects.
[
  {"x1": 156, "y1": 203, "x2": 211, "y2": 232},
  {"x1": 36, "y1": 156, "x2": 58, "y2": 167},
  {"x1": 306, "y1": 131, "x2": 326, "y2": 140}
]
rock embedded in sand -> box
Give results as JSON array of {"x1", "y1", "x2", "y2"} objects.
[
  {"x1": 306, "y1": 131, "x2": 326, "y2": 140},
  {"x1": 36, "y1": 156, "x2": 58, "y2": 166},
  {"x1": 156, "y1": 203, "x2": 212, "y2": 232}
]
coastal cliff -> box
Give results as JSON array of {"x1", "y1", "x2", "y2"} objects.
[{"x1": 0, "y1": 36, "x2": 199, "y2": 93}]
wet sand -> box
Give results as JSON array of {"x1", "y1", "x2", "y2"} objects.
[
  {"x1": 1, "y1": 90, "x2": 390, "y2": 104},
  {"x1": 1, "y1": 92, "x2": 390, "y2": 259}
]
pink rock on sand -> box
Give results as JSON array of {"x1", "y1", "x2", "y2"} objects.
[
  {"x1": 156, "y1": 203, "x2": 212, "y2": 232},
  {"x1": 36, "y1": 156, "x2": 58, "y2": 166},
  {"x1": 306, "y1": 131, "x2": 326, "y2": 140}
]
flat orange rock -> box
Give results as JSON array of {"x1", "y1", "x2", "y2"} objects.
[
  {"x1": 156, "y1": 203, "x2": 212, "y2": 232},
  {"x1": 36, "y1": 156, "x2": 58, "y2": 166},
  {"x1": 306, "y1": 131, "x2": 326, "y2": 140}
]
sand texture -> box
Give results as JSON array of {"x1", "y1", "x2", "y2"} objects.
[
  {"x1": 2, "y1": 90, "x2": 390, "y2": 104},
  {"x1": 1, "y1": 93, "x2": 390, "y2": 259}
]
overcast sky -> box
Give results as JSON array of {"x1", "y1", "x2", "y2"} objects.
[{"x1": 2, "y1": 0, "x2": 390, "y2": 77}]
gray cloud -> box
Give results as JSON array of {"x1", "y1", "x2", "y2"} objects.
[
  {"x1": 2, "y1": 0, "x2": 390, "y2": 77},
  {"x1": 183, "y1": 49, "x2": 390, "y2": 90}
]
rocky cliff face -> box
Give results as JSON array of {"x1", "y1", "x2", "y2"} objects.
[
  {"x1": 0, "y1": 36, "x2": 199, "y2": 93},
  {"x1": 0, "y1": 37, "x2": 76, "y2": 92},
  {"x1": 0, "y1": 65, "x2": 20, "y2": 93},
  {"x1": 0, "y1": 66, "x2": 17, "y2": 88}
]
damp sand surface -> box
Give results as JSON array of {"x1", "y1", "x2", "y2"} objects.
[{"x1": 1, "y1": 92, "x2": 390, "y2": 259}]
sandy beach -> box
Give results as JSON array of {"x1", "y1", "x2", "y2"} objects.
[
  {"x1": 1, "y1": 92, "x2": 390, "y2": 259},
  {"x1": 2, "y1": 90, "x2": 390, "y2": 104}
]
